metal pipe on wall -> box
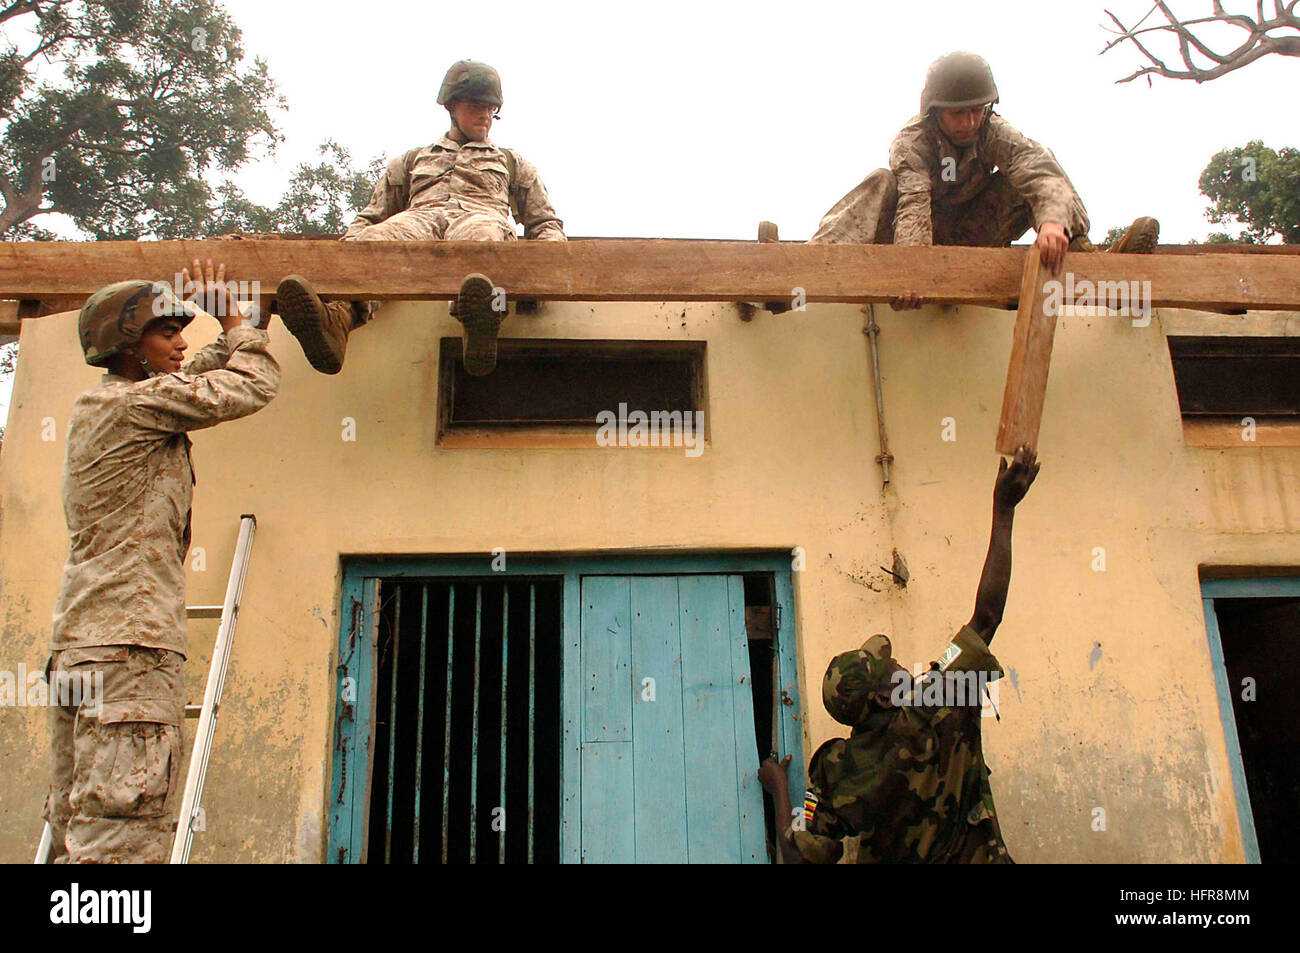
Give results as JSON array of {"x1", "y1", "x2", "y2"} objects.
[{"x1": 864, "y1": 304, "x2": 894, "y2": 488}]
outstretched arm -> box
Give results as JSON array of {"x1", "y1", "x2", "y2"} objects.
[{"x1": 967, "y1": 445, "x2": 1040, "y2": 645}]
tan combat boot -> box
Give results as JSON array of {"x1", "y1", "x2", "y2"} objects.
[
  {"x1": 1106, "y1": 216, "x2": 1161, "y2": 254},
  {"x1": 453, "y1": 273, "x2": 503, "y2": 376},
  {"x1": 277, "y1": 275, "x2": 353, "y2": 375}
]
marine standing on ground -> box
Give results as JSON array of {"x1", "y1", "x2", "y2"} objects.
[{"x1": 44, "y1": 261, "x2": 279, "y2": 863}]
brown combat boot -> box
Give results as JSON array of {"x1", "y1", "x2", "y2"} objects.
[
  {"x1": 1106, "y1": 217, "x2": 1161, "y2": 254},
  {"x1": 453, "y1": 273, "x2": 503, "y2": 376},
  {"x1": 277, "y1": 275, "x2": 353, "y2": 375}
]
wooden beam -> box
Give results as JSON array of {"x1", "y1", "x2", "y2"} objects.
[
  {"x1": 0, "y1": 240, "x2": 1296, "y2": 313},
  {"x1": 997, "y1": 252, "x2": 1058, "y2": 455},
  {"x1": 0, "y1": 300, "x2": 17, "y2": 335}
]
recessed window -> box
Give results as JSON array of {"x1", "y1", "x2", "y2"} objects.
[
  {"x1": 437, "y1": 339, "x2": 706, "y2": 449},
  {"x1": 1168, "y1": 336, "x2": 1300, "y2": 448}
]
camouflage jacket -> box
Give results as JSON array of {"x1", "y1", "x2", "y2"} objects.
[
  {"x1": 794, "y1": 626, "x2": 1012, "y2": 863},
  {"x1": 50, "y1": 325, "x2": 280, "y2": 658},
  {"x1": 343, "y1": 135, "x2": 566, "y2": 241},
  {"x1": 890, "y1": 111, "x2": 1088, "y2": 245}
]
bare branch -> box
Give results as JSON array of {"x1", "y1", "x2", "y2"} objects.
[{"x1": 1103, "y1": 1, "x2": 1300, "y2": 83}]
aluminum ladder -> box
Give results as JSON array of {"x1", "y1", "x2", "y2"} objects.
[{"x1": 35, "y1": 514, "x2": 257, "y2": 864}]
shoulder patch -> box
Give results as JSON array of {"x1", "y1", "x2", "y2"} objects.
[{"x1": 937, "y1": 641, "x2": 962, "y2": 671}]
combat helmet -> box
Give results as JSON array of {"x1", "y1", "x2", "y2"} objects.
[
  {"x1": 920, "y1": 51, "x2": 999, "y2": 115},
  {"x1": 437, "y1": 60, "x2": 503, "y2": 108},
  {"x1": 79, "y1": 279, "x2": 196, "y2": 368}
]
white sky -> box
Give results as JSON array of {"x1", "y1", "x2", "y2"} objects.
[{"x1": 1, "y1": 0, "x2": 1296, "y2": 422}]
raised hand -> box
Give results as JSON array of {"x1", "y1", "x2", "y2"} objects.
[
  {"x1": 994, "y1": 444, "x2": 1040, "y2": 510},
  {"x1": 181, "y1": 258, "x2": 242, "y2": 331}
]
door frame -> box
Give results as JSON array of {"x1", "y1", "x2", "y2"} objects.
[
  {"x1": 1200, "y1": 576, "x2": 1300, "y2": 864},
  {"x1": 328, "y1": 551, "x2": 805, "y2": 863}
]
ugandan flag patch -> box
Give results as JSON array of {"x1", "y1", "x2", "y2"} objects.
[{"x1": 803, "y1": 790, "x2": 819, "y2": 825}]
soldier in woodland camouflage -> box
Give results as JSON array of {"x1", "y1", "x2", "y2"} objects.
[
  {"x1": 809, "y1": 52, "x2": 1159, "y2": 310},
  {"x1": 760, "y1": 445, "x2": 1040, "y2": 864},
  {"x1": 45, "y1": 261, "x2": 279, "y2": 863},
  {"x1": 277, "y1": 59, "x2": 566, "y2": 377}
]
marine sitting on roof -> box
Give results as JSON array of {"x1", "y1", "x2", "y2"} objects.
[
  {"x1": 276, "y1": 59, "x2": 565, "y2": 377},
  {"x1": 809, "y1": 52, "x2": 1159, "y2": 311}
]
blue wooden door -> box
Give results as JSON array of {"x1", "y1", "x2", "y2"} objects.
[{"x1": 579, "y1": 574, "x2": 767, "y2": 863}]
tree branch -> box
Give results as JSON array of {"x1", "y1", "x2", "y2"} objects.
[
  {"x1": 1103, "y1": 1, "x2": 1300, "y2": 83},
  {"x1": 0, "y1": 0, "x2": 48, "y2": 27}
]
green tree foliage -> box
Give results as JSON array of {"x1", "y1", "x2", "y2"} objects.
[
  {"x1": 208, "y1": 140, "x2": 385, "y2": 236},
  {"x1": 0, "y1": 0, "x2": 284, "y2": 239},
  {"x1": 1199, "y1": 140, "x2": 1300, "y2": 244},
  {"x1": 1102, "y1": 225, "x2": 1127, "y2": 247}
]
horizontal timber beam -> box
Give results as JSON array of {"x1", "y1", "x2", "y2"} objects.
[{"x1": 0, "y1": 240, "x2": 1297, "y2": 317}]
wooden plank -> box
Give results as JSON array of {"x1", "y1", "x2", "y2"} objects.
[
  {"x1": 1149, "y1": 244, "x2": 1300, "y2": 256},
  {"x1": 0, "y1": 300, "x2": 17, "y2": 334},
  {"x1": 678, "y1": 574, "x2": 742, "y2": 863},
  {"x1": 629, "y1": 576, "x2": 688, "y2": 864},
  {"x1": 0, "y1": 240, "x2": 1296, "y2": 310},
  {"x1": 17, "y1": 296, "x2": 83, "y2": 319},
  {"x1": 996, "y1": 252, "x2": 1057, "y2": 455},
  {"x1": 726, "y1": 575, "x2": 767, "y2": 864},
  {"x1": 578, "y1": 741, "x2": 635, "y2": 864},
  {"x1": 580, "y1": 575, "x2": 631, "y2": 743}
]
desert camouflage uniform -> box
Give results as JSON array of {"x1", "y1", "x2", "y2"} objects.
[
  {"x1": 793, "y1": 626, "x2": 1012, "y2": 864},
  {"x1": 45, "y1": 325, "x2": 280, "y2": 863},
  {"x1": 810, "y1": 112, "x2": 1089, "y2": 248},
  {"x1": 332, "y1": 135, "x2": 566, "y2": 327}
]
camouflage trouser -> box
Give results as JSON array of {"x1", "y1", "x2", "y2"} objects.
[
  {"x1": 44, "y1": 645, "x2": 185, "y2": 864},
  {"x1": 337, "y1": 208, "x2": 516, "y2": 326},
  {"x1": 809, "y1": 167, "x2": 1088, "y2": 247}
]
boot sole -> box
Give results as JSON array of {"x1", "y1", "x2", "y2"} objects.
[
  {"x1": 277, "y1": 275, "x2": 343, "y2": 375},
  {"x1": 458, "y1": 273, "x2": 502, "y2": 377}
]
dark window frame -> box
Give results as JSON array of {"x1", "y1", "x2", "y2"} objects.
[
  {"x1": 1167, "y1": 336, "x2": 1300, "y2": 419},
  {"x1": 436, "y1": 338, "x2": 708, "y2": 443}
]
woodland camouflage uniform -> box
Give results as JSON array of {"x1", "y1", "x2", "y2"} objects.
[{"x1": 794, "y1": 628, "x2": 1013, "y2": 864}]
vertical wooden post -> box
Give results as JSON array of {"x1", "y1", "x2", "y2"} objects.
[
  {"x1": 0, "y1": 300, "x2": 19, "y2": 335},
  {"x1": 996, "y1": 251, "x2": 1058, "y2": 454}
]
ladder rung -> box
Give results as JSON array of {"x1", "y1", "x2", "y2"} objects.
[{"x1": 186, "y1": 605, "x2": 223, "y2": 619}]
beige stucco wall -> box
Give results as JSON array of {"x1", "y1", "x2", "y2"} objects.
[{"x1": 1, "y1": 293, "x2": 1296, "y2": 863}]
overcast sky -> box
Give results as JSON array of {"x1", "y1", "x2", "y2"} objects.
[{"x1": 1, "y1": 0, "x2": 1296, "y2": 423}]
